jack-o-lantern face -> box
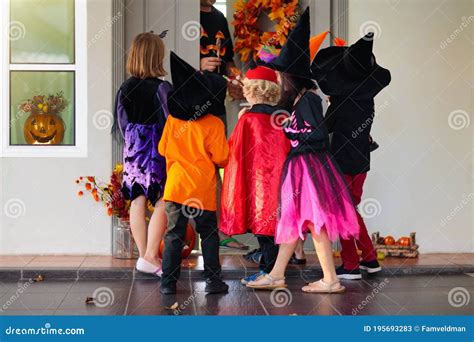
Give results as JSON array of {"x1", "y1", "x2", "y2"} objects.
[{"x1": 23, "y1": 113, "x2": 65, "y2": 145}]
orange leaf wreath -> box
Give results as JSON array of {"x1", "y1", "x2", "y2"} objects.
[{"x1": 232, "y1": 0, "x2": 300, "y2": 62}]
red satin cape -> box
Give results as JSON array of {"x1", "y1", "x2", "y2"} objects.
[{"x1": 219, "y1": 111, "x2": 290, "y2": 236}]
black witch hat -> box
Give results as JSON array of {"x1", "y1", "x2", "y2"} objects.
[
  {"x1": 311, "y1": 32, "x2": 391, "y2": 98},
  {"x1": 265, "y1": 6, "x2": 311, "y2": 79},
  {"x1": 167, "y1": 51, "x2": 227, "y2": 120}
]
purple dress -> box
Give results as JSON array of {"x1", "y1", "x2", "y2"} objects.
[{"x1": 114, "y1": 77, "x2": 171, "y2": 205}]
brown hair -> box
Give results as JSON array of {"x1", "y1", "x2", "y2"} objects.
[{"x1": 127, "y1": 32, "x2": 166, "y2": 79}]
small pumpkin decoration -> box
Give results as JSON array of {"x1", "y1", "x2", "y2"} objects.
[
  {"x1": 24, "y1": 112, "x2": 65, "y2": 144},
  {"x1": 19, "y1": 92, "x2": 68, "y2": 145},
  {"x1": 159, "y1": 223, "x2": 196, "y2": 259},
  {"x1": 397, "y1": 237, "x2": 411, "y2": 246},
  {"x1": 383, "y1": 235, "x2": 396, "y2": 245}
]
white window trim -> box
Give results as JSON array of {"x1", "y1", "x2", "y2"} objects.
[{"x1": 0, "y1": 0, "x2": 88, "y2": 158}]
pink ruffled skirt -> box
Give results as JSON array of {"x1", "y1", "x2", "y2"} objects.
[{"x1": 276, "y1": 152, "x2": 360, "y2": 244}]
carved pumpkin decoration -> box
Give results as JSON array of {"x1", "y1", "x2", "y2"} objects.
[
  {"x1": 24, "y1": 112, "x2": 65, "y2": 145},
  {"x1": 159, "y1": 223, "x2": 196, "y2": 259},
  {"x1": 397, "y1": 237, "x2": 411, "y2": 246},
  {"x1": 383, "y1": 236, "x2": 395, "y2": 245}
]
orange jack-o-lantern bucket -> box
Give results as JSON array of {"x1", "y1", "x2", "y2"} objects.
[{"x1": 23, "y1": 112, "x2": 65, "y2": 145}]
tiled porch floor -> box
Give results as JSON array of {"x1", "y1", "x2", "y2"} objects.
[
  {"x1": 0, "y1": 252, "x2": 473, "y2": 269},
  {"x1": 0, "y1": 274, "x2": 472, "y2": 316}
]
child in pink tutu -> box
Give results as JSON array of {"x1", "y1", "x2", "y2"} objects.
[{"x1": 247, "y1": 7, "x2": 359, "y2": 293}]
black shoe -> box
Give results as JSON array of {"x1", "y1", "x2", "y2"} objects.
[
  {"x1": 289, "y1": 253, "x2": 307, "y2": 265},
  {"x1": 160, "y1": 282, "x2": 177, "y2": 294},
  {"x1": 336, "y1": 265, "x2": 362, "y2": 280},
  {"x1": 359, "y1": 260, "x2": 382, "y2": 273},
  {"x1": 205, "y1": 278, "x2": 229, "y2": 294}
]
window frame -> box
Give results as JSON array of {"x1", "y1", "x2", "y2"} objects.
[{"x1": 0, "y1": 0, "x2": 88, "y2": 158}]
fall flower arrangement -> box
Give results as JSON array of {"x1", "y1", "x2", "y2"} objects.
[
  {"x1": 232, "y1": 0, "x2": 300, "y2": 62},
  {"x1": 18, "y1": 91, "x2": 68, "y2": 115},
  {"x1": 76, "y1": 164, "x2": 130, "y2": 221}
]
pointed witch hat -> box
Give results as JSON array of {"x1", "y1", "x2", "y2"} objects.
[
  {"x1": 167, "y1": 51, "x2": 227, "y2": 120},
  {"x1": 265, "y1": 6, "x2": 311, "y2": 78},
  {"x1": 311, "y1": 32, "x2": 391, "y2": 98}
]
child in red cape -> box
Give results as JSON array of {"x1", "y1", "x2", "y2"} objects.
[{"x1": 220, "y1": 66, "x2": 290, "y2": 284}]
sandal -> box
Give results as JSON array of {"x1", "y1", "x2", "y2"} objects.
[
  {"x1": 246, "y1": 274, "x2": 287, "y2": 290},
  {"x1": 219, "y1": 237, "x2": 249, "y2": 250},
  {"x1": 302, "y1": 279, "x2": 345, "y2": 293},
  {"x1": 136, "y1": 257, "x2": 163, "y2": 277}
]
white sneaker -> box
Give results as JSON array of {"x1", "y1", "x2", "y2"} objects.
[{"x1": 136, "y1": 257, "x2": 163, "y2": 277}]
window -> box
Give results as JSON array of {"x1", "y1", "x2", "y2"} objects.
[
  {"x1": 0, "y1": 0, "x2": 87, "y2": 157},
  {"x1": 215, "y1": 0, "x2": 227, "y2": 17}
]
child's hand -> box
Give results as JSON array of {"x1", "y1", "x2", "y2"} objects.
[{"x1": 200, "y1": 57, "x2": 221, "y2": 72}]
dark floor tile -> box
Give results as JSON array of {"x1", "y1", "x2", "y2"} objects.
[
  {"x1": 126, "y1": 278, "x2": 194, "y2": 315},
  {"x1": 192, "y1": 281, "x2": 266, "y2": 315},
  {"x1": 0, "y1": 292, "x2": 67, "y2": 312},
  {"x1": 0, "y1": 309, "x2": 56, "y2": 316},
  {"x1": 0, "y1": 280, "x2": 74, "y2": 294},
  {"x1": 68, "y1": 280, "x2": 133, "y2": 293},
  {"x1": 56, "y1": 288, "x2": 129, "y2": 315}
]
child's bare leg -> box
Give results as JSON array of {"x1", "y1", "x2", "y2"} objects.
[
  {"x1": 308, "y1": 223, "x2": 338, "y2": 283},
  {"x1": 269, "y1": 241, "x2": 298, "y2": 278},
  {"x1": 130, "y1": 195, "x2": 147, "y2": 257},
  {"x1": 144, "y1": 199, "x2": 167, "y2": 265},
  {"x1": 294, "y1": 239, "x2": 306, "y2": 259}
]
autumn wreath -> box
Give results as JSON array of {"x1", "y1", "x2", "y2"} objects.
[{"x1": 232, "y1": 0, "x2": 300, "y2": 62}]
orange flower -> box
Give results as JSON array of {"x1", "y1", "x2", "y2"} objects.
[
  {"x1": 87, "y1": 176, "x2": 95, "y2": 182},
  {"x1": 85, "y1": 183, "x2": 92, "y2": 190},
  {"x1": 92, "y1": 188, "x2": 98, "y2": 195},
  {"x1": 107, "y1": 207, "x2": 113, "y2": 216},
  {"x1": 78, "y1": 191, "x2": 84, "y2": 197}
]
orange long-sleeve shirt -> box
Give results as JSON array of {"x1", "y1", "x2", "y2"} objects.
[{"x1": 158, "y1": 114, "x2": 229, "y2": 211}]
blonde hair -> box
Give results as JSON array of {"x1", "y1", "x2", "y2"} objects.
[
  {"x1": 242, "y1": 78, "x2": 282, "y2": 105},
  {"x1": 127, "y1": 32, "x2": 166, "y2": 79}
]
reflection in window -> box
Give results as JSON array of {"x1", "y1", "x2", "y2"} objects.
[
  {"x1": 10, "y1": 71, "x2": 75, "y2": 145},
  {"x1": 10, "y1": 0, "x2": 75, "y2": 64}
]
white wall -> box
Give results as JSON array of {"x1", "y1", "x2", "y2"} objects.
[
  {"x1": 0, "y1": 0, "x2": 113, "y2": 255},
  {"x1": 348, "y1": 0, "x2": 473, "y2": 252}
]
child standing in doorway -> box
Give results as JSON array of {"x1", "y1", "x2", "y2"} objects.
[{"x1": 113, "y1": 32, "x2": 171, "y2": 277}]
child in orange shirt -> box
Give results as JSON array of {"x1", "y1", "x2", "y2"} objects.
[{"x1": 158, "y1": 52, "x2": 229, "y2": 294}]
